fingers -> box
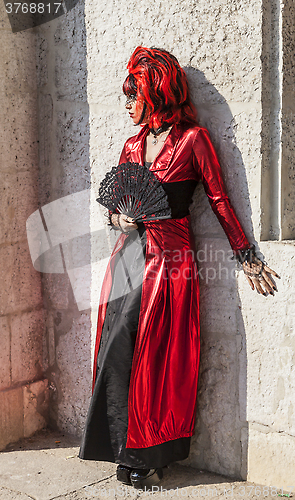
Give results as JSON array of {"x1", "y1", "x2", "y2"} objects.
[
  {"x1": 263, "y1": 265, "x2": 281, "y2": 279},
  {"x1": 125, "y1": 220, "x2": 138, "y2": 229},
  {"x1": 246, "y1": 276, "x2": 255, "y2": 290},
  {"x1": 125, "y1": 216, "x2": 135, "y2": 223},
  {"x1": 123, "y1": 220, "x2": 137, "y2": 227},
  {"x1": 244, "y1": 273, "x2": 272, "y2": 295},
  {"x1": 251, "y1": 277, "x2": 266, "y2": 295},
  {"x1": 262, "y1": 271, "x2": 277, "y2": 293},
  {"x1": 120, "y1": 215, "x2": 138, "y2": 232},
  {"x1": 250, "y1": 272, "x2": 279, "y2": 296},
  {"x1": 124, "y1": 216, "x2": 137, "y2": 225},
  {"x1": 259, "y1": 277, "x2": 275, "y2": 295}
]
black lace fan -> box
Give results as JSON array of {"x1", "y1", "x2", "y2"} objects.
[{"x1": 96, "y1": 162, "x2": 172, "y2": 222}]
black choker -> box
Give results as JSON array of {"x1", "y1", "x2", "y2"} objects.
[{"x1": 150, "y1": 123, "x2": 171, "y2": 145}]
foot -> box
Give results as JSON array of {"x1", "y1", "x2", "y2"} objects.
[
  {"x1": 130, "y1": 467, "x2": 163, "y2": 489},
  {"x1": 116, "y1": 464, "x2": 133, "y2": 485}
]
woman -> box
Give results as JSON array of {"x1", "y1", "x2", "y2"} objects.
[{"x1": 79, "y1": 47, "x2": 279, "y2": 489}]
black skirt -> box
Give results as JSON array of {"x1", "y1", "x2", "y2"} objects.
[{"x1": 78, "y1": 223, "x2": 191, "y2": 468}]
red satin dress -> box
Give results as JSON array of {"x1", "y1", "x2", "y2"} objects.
[{"x1": 79, "y1": 122, "x2": 250, "y2": 467}]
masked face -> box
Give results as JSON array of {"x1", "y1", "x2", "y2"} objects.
[{"x1": 125, "y1": 95, "x2": 147, "y2": 125}]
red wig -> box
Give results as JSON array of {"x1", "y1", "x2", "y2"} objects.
[{"x1": 123, "y1": 46, "x2": 197, "y2": 129}]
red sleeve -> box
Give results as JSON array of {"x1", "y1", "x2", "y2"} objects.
[{"x1": 192, "y1": 128, "x2": 250, "y2": 253}]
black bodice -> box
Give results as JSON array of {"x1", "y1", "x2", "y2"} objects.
[{"x1": 144, "y1": 161, "x2": 198, "y2": 219}]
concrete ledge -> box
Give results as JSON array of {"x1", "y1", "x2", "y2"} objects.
[
  {"x1": 248, "y1": 424, "x2": 295, "y2": 489},
  {"x1": 0, "y1": 379, "x2": 49, "y2": 451}
]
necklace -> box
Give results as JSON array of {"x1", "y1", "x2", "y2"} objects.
[{"x1": 150, "y1": 123, "x2": 171, "y2": 145}]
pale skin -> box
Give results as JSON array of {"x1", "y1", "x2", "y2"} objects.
[{"x1": 111, "y1": 95, "x2": 280, "y2": 295}]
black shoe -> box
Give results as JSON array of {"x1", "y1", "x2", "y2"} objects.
[
  {"x1": 116, "y1": 464, "x2": 133, "y2": 485},
  {"x1": 130, "y1": 467, "x2": 163, "y2": 489}
]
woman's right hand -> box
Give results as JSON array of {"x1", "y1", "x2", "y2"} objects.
[
  {"x1": 111, "y1": 213, "x2": 138, "y2": 233},
  {"x1": 242, "y1": 255, "x2": 280, "y2": 296}
]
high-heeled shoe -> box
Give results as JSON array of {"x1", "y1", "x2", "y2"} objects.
[
  {"x1": 116, "y1": 464, "x2": 133, "y2": 485},
  {"x1": 130, "y1": 467, "x2": 163, "y2": 489}
]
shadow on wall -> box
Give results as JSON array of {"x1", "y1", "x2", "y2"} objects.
[{"x1": 181, "y1": 67, "x2": 258, "y2": 479}]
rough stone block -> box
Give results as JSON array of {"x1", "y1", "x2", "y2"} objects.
[
  {"x1": 36, "y1": 33, "x2": 48, "y2": 88},
  {"x1": 0, "y1": 316, "x2": 10, "y2": 390},
  {"x1": 23, "y1": 379, "x2": 49, "y2": 437},
  {"x1": 0, "y1": 0, "x2": 11, "y2": 30},
  {"x1": 45, "y1": 105, "x2": 91, "y2": 201},
  {"x1": 0, "y1": 31, "x2": 37, "y2": 94},
  {"x1": 191, "y1": 184, "x2": 227, "y2": 239},
  {"x1": 88, "y1": 109, "x2": 131, "y2": 190},
  {"x1": 190, "y1": 329, "x2": 241, "y2": 477},
  {"x1": 0, "y1": 170, "x2": 39, "y2": 246},
  {"x1": 42, "y1": 274, "x2": 70, "y2": 311},
  {"x1": 0, "y1": 243, "x2": 43, "y2": 315},
  {"x1": 54, "y1": 1, "x2": 87, "y2": 102},
  {"x1": 11, "y1": 310, "x2": 45, "y2": 385},
  {"x1": 281, "y1": 110, "x2": 295, "y2": 240},
  {"x1": 0, "y1": 92, "x2": 38, "y2": 173},
  {"x1": 199, "y1": 286, "x2": 238, "y2": 335},
  {"x1": 46, "y1": 312, "x2": 55, "y2": 367},
  {"x1": 38, "y1": 93, "x2": 53, "y2": 206},
  {"x1": 0, "y1": 386, "x2": 23, "y2": 451},
  {"x1": 86, "y1": 0, "x2": 261, "y2": 104},
  {"x1": 195, "y1": 238, "x2": 237, "y2": 291},
  {"x1": 246, "y1": 347, "x2": 295, "y2": 435},
  {"x1": 55, "y1": 313, "x2": 92, "y2": 436},
  {"x1": 238, "y1": 241, "x2": 295, "y2": 438},
  {"x1": 248, "y1": 425, "x2": 295, "y2": 489}
]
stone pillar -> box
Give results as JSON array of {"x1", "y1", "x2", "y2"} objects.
[
  {"x1": 241, "y1": 0, "x2": 295, "y2": 486},
  {"x1": 0, "y1": 3, "x2": 48, "y2": 450},
  {"x1": 35, "y1": 2, "x2": 91, "y2": 436}
]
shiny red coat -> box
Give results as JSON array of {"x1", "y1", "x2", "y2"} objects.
[{"x1": 93, "y1": 122, "x2": 250, "y2": 448}]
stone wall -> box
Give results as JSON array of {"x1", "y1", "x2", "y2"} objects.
[
  {"x1": 35, "y1": 2, "x2": 91, "y2": 436},
  {"x1": 243, "y1": 0, "x2": 295, "y2": 487},
  {"x1": 0, "y1": 3, "x2": 48, "y2": 449},
  {"x1": 85, "y1": 0, "x2": 295, "y2": 487},
  {"x1": 85, "y1": 0, "x2": 262, "y2": 481}
]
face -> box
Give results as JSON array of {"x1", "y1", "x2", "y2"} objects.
[{"x1": 125, "y1": 95, "x2": 146, "y2": 125}]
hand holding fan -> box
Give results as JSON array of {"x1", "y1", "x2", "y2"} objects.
[{"x1": 96, "y1": 162, "x2": 172, "y2": 222}]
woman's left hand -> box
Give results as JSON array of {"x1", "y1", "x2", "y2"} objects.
[
  {"x1": 242, "y1": 256, "x2": 280, "y2": 296},
  {"x1": 119, "y1": 215, "x2": 138, "y2": 233}
]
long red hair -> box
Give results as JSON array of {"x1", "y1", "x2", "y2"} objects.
[{"x1": 123, "y1": 46, "x2": 197, "y2": 129}]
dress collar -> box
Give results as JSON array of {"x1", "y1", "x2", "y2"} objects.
[{"x1": 134, "y1": 123, "x2": 183, "y2": 170}]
